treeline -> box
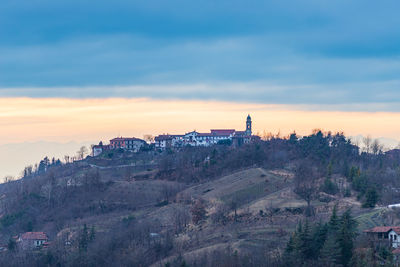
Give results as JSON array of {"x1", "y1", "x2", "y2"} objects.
[
  {"x1": 284, "y1": 206, "x2": 396, "y2": 267},
  {"x1": 157, "y1": 130, "x2": 400, "y2": 207},
  {"x1": 285, "y1": 206, "x2": 358, "y2": 266}
]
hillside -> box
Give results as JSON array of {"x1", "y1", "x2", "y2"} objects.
[{"x1": 2, "y1": 132, "x2": 400, "y2": 266}]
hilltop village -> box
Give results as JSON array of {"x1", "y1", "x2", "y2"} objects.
[
  {"x1": 92, "y1": 115, "x2": 260, "y2": 156},
  {"x1": 5, "y1": 115, "x2": 400, "y2": 266}
]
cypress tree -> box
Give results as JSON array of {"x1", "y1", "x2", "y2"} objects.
[
  {"x1": 328, "y1": 205, "x2": 340, "y2": 233},
  {"x1": 79, "y1": 224, "x2": 89, "y2": 252},
  {"x1": 89, "y1": 225, "x2": 96, "y2": 241}
]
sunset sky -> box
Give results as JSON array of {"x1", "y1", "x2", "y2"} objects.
[{"x1": 1, "y1": 0, "x2": 400, "y2": 178}]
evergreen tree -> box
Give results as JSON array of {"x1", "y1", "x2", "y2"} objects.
[
  {"x1": 337, "y1": 209, "x2": 358, "y2": 267},
  {"x1": 328, "y1": 205, "x2": 340, "y2": 233},
  {"x1": 362, "y1": 187, "x2": 379, "y2": 208},
  {"x1": 89, "y1": 225, "x2": 96, "y2": 242},
  {"x1": 311, "y1": 221, "x2": 328, "y2": 258},
  {"x1": 322, "y1": 178, "x2": 338, "y2": 195},
  {"x1": 285, "y1": 235, "x2": 295, "y2": 252},
  {"x1": 7, "y1": 238, "x2": 16, "y2": 251},
  {"x1": 79, "y1": 224, "x2": 89, "y2": 252},
  {"x1": 319, "y1": 232, "x2": 341, "y2": 266},
  {"x1": 284, "y1": 228, "x2": 302, "y2": 265},
  {"x1": 299, "y1": 220, "x2": 313, "y2": 260},
  {"x1": 284, "y1": 206, "x2": 359, "y2": 267}
]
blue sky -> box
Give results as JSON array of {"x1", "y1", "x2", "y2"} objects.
[{"x1": 1, "y1": 0, "x2": 400, "y2": 109}]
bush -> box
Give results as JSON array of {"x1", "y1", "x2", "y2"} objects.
[
  {"x1": 344, "y1": 188, "x2": 351, "y2": 197},
  {"x1": 0, "y1": 211, "x2": 24, "y2": 228},
  {"x1": 321, "y1": 178, "x2": 338, "y2": 195},
  {"x1": 362, "y1": 187, "x2": 379, "y2": 208}
]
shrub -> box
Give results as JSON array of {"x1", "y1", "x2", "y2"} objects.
[
  {"x1": 362, "y1": 187, "x2": 379, "y2": 208},
  {"x1": 321, "y1": 178, "x2": 338, "y2": 195}
]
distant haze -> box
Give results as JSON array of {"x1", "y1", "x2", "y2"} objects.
[
  {"x1": 0, "y1": 141, "x2": 94, "y2": 180},
  {"x1": 2, "y1": 97, "x2": 400, "y2": 179}
]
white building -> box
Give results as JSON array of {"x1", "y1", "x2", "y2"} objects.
[{"x1": 154, "y1": 115, "x2": 256, "y2": 150}]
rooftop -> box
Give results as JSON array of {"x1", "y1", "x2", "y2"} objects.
[
  {"x1": 210, "y1": 129, "x2": 235, "y2": 135},
  {"x1": 20, "y1": 232, "x2": 48, "y2": 240},
  {"x1": 110, "y1": 137, "x2": 145, "y2": 142},
  {"x1": 364, "y1": 226, "x2": 400, "y2": 234}
]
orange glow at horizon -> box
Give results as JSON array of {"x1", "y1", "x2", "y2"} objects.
[{"x1": 1, "y1": 97, "x2": 400, "y2": 145}]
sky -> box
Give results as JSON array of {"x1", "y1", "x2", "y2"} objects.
[{"x1": 1, "y1": 1, "x2": 400, "y2": 178}]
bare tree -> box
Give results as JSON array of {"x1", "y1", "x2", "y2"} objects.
[
  {"x1": 190, "y1": 199, "x2": 207, "y2": 225},
  {"x1": 21, "y1": 165, "x2": 33, "y2": 178},
  {"x1": 143, "y1": 134, "x2": 155, "y2": 144},
  {"x1": 363, "y1": 135, "x2": 372, "y2": 154},
  {"x1": 3, "y1": 176, "x2": 15, "y2": 183},
  {"x1": 77, "y1": 146, "x2": 88, "y2": 160},
  {"x1": 41, "y1": 182, "x2": 53, "y2": 206},
  {"x1": 294, "y1": 161, "x2": 318, "y2": 216},
  {"x1": 172, "y1": 205, "x2": 190, "y2": 233},
  {"x1": 211, "y1": 202, "x2": 229, "y2": 225},
  {"x1": 265, "y1": 200, "x2": 276, "y2": 224},
  {"x1": 371, "y1": 139, "x2": 383, "y2": 155}
]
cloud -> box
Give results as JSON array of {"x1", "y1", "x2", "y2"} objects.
[
  {"x1": 0, "y1": 0, "x2": 400, "y2": 108},
  {"x1": 2, "y1": 80, "x2": 400, "y2": 111}
]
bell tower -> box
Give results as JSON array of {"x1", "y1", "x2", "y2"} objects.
[{"x1": 245, "y1": 114, "x2": 252, "y2": 136}]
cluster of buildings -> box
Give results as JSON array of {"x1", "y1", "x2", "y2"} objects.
[{"x1": 92, "y1": 115, "x2": 259, "y2": 156}]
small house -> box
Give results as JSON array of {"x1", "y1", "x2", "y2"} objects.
[
  {"x1": 18, "y1": 232, "x2": 48, "y2": 250},
  {"x1": 364, "y1": 226, "x2": 400, "y2": 248}
]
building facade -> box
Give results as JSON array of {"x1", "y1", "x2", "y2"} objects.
[
  {"x1": 93, "y1": 115, "x2": 258, "y2": 154},
  {"x1": 154, "y1": 115, "x2": 258, "y2": 150},
  {"x1": 109, "y1": 137, "x2": 146, "y2": 152},
  {"x1": 92, "y1": 137, "x2": 146, "y2": 156},
  {"x1": 364, "y1": 226, "x2": 400, "y2": 248},
  {"x1": 18, "y1": 232, "x2": 48, "y2": 250}
]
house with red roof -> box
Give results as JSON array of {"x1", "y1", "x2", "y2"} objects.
[
  {"x1": 18, "y1": 232, "x2": 49, "y2": 250},
  {"x1": 364, "y1": 226, "x2": 400, "y2": 248},
  {"x1": 91, "y1": 136, "x2": 146, "y2": 156},
  {"x1": 109, "y1": 137, "x2": 146, "y2": 152}
]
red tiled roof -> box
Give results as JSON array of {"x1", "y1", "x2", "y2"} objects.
[
  {"x1": 155, "y1": 135, "x2": 173, "y2": 141},
  {"x1": 210, "y1": 129, "x2": 235, "y2": 135},
  {"x1": 155, "y1": 135, "x2": 183, "y2": 141},
  {"x1": 110, "y1": 137, "x2": 144, "y2": 142},
  {"x1": 20, "y1": 232, "x2": 48, "y2": 240},
  {"x1": 198, "y1": 133, "x2": 213, "y2": 137},
  {"x1": 393, "y1": 248, "x2": 400, "y2": 255},
  {"x1": 364, "y1": 226, "x2": 400, "y2": 234}
]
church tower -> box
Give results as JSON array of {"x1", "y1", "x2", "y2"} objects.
[{"x1": 245, "y1": 114, "x2": 252, "y2": 136}]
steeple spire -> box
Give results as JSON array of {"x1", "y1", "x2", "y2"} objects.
[{"x1": 246, "y1": 114, "x2": 252, "y2": 136}]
